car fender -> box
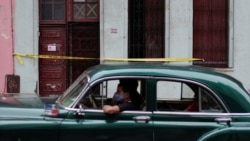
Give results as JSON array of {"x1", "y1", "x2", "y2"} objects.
[{"x1": 197, "y1": 127, "x2": 235, "y2": 141}]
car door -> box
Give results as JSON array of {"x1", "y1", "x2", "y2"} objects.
[
  {"x1": 229, "y1": 114, "x2": 250, "y2": 141},
  {"x1": 153, "y1": 112, "x2": 234, "y2": 141},
  {"x1": 59, "y1": 78, "x2": 153, "y2": 141},
  {"x1": 151, "y1": 78, "x2": 235, "y2": 141},
  {"x1": 60, "y1": 110, "x2": 153, "y2": 141}
]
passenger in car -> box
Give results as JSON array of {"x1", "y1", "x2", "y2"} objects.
[
  {"x1": 185, "y1": 93, "x2": 199, "y2": 112},
  {"x1": 102, "y1": 79, "x2": 142, "y2": 114}
]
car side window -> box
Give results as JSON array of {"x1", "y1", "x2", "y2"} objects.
[
  {"x1": 76, "y1": 79, "x2": 144, "y2": 110},
  {"x1": 156, "y1": 80, "x2": 224, "y2": 112},
  {"x1": 77, "y1": 80, "x2": 119, "y2": 109},
  {"x1": 200, "y1": 88, "x2": 223, "y2": 112}
]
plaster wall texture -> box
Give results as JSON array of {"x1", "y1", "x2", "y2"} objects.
[
  {"x1": 168, "y1": 0, "x2": 193, "y2": 60},
  {"x1": 14, "y1": 0, "x2": 39, "y2": 94},
  {"x1": 101, "y1": 0, "x2": 128, "y2": 64},
  {"x1": 224, "y1": 0, "x2": 250, "y2": 90},
  {"x1": 11, "y1": 0, "x2": 250, "y2": 94},
  {"x1": 0, "y1": 1, "x2": 14, "y2": 93},
  {"x1": 165, "y1": 0, "x2": 250, "y2": 90}
]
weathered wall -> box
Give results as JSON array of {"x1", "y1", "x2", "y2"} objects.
[
  {"x1": 100, "y1": 0, "x2": 128, "y2": 64},
  {"x1": 14, "y1": 0, "x2": 39, "y2": 94},
  {"x1": 225, "y1": 0, "x2": 250, "y2": 90},
  {"x1": 165, "y1": 0, "x2": 250, "y2": 90},
  {"x1": 5, "y1": 0, "x2": 250, "y2": 94},
  {"x1": 165, "y1": 0, "x2": 193, "y2": 64},
  {"x1": 0, "y1": 1, "x2": 14, "y2": 93}
]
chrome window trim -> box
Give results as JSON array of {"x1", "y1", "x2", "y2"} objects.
[
  {"x1": 89, "y1": 75, "x2": 151, "y2": 87},
  {"x1": 153, "y1": 111, "x2": 250, "y2": 117},
  {"x1": 83, "y1": 109, "x2": 152, "y2": 115},
  {"x1": 66, "y1": 108, "x2": 153, "y2": 115}
]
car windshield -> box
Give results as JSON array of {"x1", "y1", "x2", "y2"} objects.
[{"x1": 58, "y1": 74, "x2": 89, "y2": 107}]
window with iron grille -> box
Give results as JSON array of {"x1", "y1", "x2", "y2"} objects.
[
  {"x1": 128, "y1": 0, "x2": 144, "y2": 58},
  {"x1": 73, "y1": 0, "x2": 99, "y2": 22}
]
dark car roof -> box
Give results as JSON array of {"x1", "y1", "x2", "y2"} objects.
[{"x1": 85, "y1": 63, "x2": 239, "y2": 84}]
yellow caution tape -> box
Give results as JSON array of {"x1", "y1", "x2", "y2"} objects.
[{"x1": 13, "y1": 53, "x2": 204, "y2": 64}]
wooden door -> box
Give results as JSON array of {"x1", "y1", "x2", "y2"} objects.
[
  {"x1": 39, "y1": 0, "x2": 100, "y2": 96},
  {"x1": 193, "y1": 0, "x2": 228, "y2": 67},
  {"x1": 68, "y1": 23, "x2": 100, "y2": 83},
  {"x1": 144, "y1": 0, "x2": 165, "y2": 58},
  {"x1": 128, "y1": 0, "x2": 164, "y2": 58},
  {"x1": 39, "y1": 27, "x2": 66, "y2": 97}
]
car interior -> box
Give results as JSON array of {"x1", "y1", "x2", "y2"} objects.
[{"x1": 77, "y1": 78, "x2": 224, "y2": 113}]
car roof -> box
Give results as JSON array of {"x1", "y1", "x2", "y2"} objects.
[
  {"x1": 84, "y1": 63, "x2": 238, "y2": 84},
  {"x1": 82, "y1": 63, "x2": 250, "y2": 112}
]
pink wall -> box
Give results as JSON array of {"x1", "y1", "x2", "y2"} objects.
[{"x1": 0, "y1": 1, "x2": 14, "y2": 93}]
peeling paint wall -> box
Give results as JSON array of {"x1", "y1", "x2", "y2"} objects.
[{"x1": 0, "y1": 1, "x2": 14, "y2": 93}]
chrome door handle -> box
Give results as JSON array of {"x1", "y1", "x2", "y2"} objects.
[
  {"x1": 215, "y1": 117, "x2": 232, "y2": 126},
  {"x1": 133, "y1": 116, "x2": 151, "y2": 122}
]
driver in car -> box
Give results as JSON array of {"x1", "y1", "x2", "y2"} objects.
[{"x1": 102, "y1": 79, "x2": 142, "y2": 114}]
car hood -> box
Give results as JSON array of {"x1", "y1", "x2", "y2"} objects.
[
  {"x1": 0, "y1": 94, "x2": 57, "y2": 107},
  {"x1": 0, "y1": 95, "x2": 68, "y2": 120}
]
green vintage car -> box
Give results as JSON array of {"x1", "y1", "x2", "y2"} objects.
[{"x1": 1, "y1": 63, "x2": 250, "y2": 141}]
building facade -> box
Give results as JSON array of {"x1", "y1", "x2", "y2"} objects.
[
  {"x1": 0, "y1": 1, "x2": 15, "y2": 94},
  {"x1": 1, "y1": 0, "x2": 250, "y2": 96}
]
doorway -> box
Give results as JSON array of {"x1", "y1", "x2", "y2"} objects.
[
  {"x1": 128, "y1": 0, "x2": 165, "y2": 58},
  {"x1": 39, "y1": 0, "x2": 100, "y2": 96},
  {"x1": 68, "y1": 23, "x2": 100, "y2": 84}
]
